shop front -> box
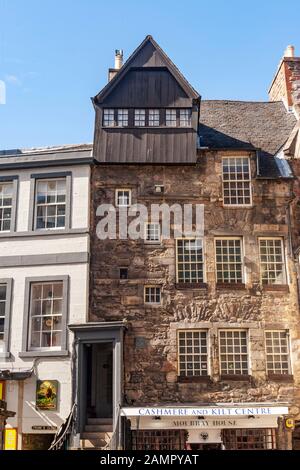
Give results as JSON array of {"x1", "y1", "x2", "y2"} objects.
[{"x1": 121, "y1": 405, "x2": 290, "y2": 450}]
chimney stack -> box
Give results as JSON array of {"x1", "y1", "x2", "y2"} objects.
[
  {"x1": 108, "y1": 49, "x2": 124, "y2": 81},
  {"x1": 269, "y1": 45, "x2": 300, "y2": 119}
]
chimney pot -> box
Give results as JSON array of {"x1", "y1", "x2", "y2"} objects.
[
  {"x1": 284, "y1": 45, "x2": 295, "y2": 58},
  {"x1": 114, "y1": 49, "x2": 123, "y2": 70}
]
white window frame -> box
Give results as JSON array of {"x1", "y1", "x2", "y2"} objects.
[
  {"x1": 117, "y1": 109, "x2": 128, "y2": 127},
  {"x1": 144, "y1": 222, "x2": 161, "y2": 244},
  {"x1": 28, "y1": 281, "x2": 64, "y2": 351},
  {"x1": 144, "y1": 286, "x2": 161, "y2": 305},
  {"x1": 0, "y1": 181, "x2": 13, "y2": 232},
  {"x1": 166, "y1": 109, "x2": 177, "y2": 127},
  {"x1": 179, "y1": 108, "x2": 191, "y2": 127},
  {"x1": 115, "y1": 188, "x2": 132, "y2": 207},
  {"x1": 35, "y1": 178, "x2": 67, "y2": 230},
  {"x1": 219, "y1": 329, "x2": 249, "y2": 376},
  {"x1": 134, "y1": 109, "x2": 146, "y2": 127},
  {"x1": 265, "y1": 330, "x2": 291, "y2": 376},
  {"x1": 177, "y1": 329, "x2": 209, "y2": 377},
  {"x1": 222, "y1": 156, "x2": 252, "y2": 207},
  {"x1": 176, "y1": 238, "x2": 205, "y2": 284},
  {"x1": 215, "y1": 237, "x2": 244, "y2": 284},
  {"x1": 148, "y1": 109, "x2": 160, "y2": 127},
  {"x1": 259, "y1": 237, "x2": 287, "y2": 285},
  {"x1": 103, "y1": 109, "x2": 115, "y2": 127}
]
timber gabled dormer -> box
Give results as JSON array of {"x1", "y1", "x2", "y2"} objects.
[{"x1": 92, "y1": 35, "x2": 200, "y2": 163}]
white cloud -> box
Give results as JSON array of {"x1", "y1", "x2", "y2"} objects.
[{"x1": 5, "y1": 74, "x2": 22, "y2": 86}]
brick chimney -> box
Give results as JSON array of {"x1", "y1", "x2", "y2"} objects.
[
  {"x1": 269, "y1": 45, "x2": 300, "y2": 119},
  {"x1": 108, "y1": 49, "x2": 123, "y2": 81}
]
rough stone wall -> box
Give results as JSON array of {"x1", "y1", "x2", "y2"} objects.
[
  {"x1": 90, "y1": 150, "x2": 300, "y2": 421},
  {"x1": 269, "y1": 61, "x2": 290, "y2": 107}
]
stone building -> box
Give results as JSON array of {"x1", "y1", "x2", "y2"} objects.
[{"x1": 82, "y1": 36, "x2": 300, "y2": 450}]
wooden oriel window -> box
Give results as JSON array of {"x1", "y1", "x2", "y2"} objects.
[
  {"x1": 215, "y1": 238, "x2": 243, "y2": 284},
  {"x1": 117, "y1": 109, "x2": 128, "y2": 127},
  {"x1": 219, "y1": 330, "x2": 248, "y2": 376},
  {"x1": 0, "y1": 182, "x2": 13, "y2": 232},
  {"x1": 178, "y1": 330, "x2": 208, "y2": 377},
  {"x1": 176, "y1": 238, "x2": 204, "y2": 284},
  {"x1": 222, "y1": 429, "x2": 276, "y2": 450},
  {"x1": 134, "y1": 109, "x2": 146, "y2": 126},
  {"x1": 148, "y1": 109, "x2": 160, "y2": 126},
  {"x1": 103, "y1": 109, "x2": 115, "y2": 127},
  {"x1": 222, "y1": 157, "x2": 252, "y2": 206},
  {"x1": 265, "y1": 330, "x2": 291, "y2": 375},
  {"x1": 166, "y1": 109, "x2": 177, "y2": 127},
  {"x1": 259, "y1": 238, "x2": 286, "y2": 285},
  {"x1": 179, "y1": 108, "x2": 191, "y2": 126}
]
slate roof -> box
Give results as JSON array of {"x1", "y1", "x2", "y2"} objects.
[{"x1": 199, "y1": 100, "x2": 297, "y2": 178}]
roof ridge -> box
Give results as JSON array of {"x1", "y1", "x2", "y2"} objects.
[{"x1": 201, "y1": 99, "x2": 284, "y2": 104}]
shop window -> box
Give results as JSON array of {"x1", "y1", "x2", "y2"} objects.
[
  {"x1": 132, "y1": 430, "x2": 187, "y2": 450},
  {"x1": 222, "y1": 429, "x2": 276, "y2": 450}
]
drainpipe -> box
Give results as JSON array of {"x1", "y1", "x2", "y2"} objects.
[{"x1": 286, "y1": 191, "x2": 300, "y2": 308}]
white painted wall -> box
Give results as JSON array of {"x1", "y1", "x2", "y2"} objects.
[{"x1": 0, "y1": 161, "x2": 91, "y2": 446}]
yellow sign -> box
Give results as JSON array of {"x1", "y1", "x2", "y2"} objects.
[
  {"x1": 0, "y1": 382, "x2": 4, "y2": 400},
  {"x1": 4, "y1": 428, "x2": 18, "y2": 450},
  {"x1": 285, "y1": 418, "x2": 295, "y2": 430}
]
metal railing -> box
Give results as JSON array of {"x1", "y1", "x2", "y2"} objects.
[{"x1": 49, "y1": 403, "x2": 76, "y2": 450}]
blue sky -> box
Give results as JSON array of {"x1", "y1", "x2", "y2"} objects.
[{"x1": 0, "y1": 0, "x2": 299, "y2": 149}]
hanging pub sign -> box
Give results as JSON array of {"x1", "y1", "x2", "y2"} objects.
[{"x1": 36, "y1": 380, "x2": 58, "y2": 410}]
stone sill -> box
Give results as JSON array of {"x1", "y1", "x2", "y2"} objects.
[
  {"x1": 176, "y1": 282, "x2": 208, "y2": 290},
  {"x1": 178, "y1": 375, "x2": 212, "y2": 383},
  {"x1": 262, "y1": 285, "x2": 289, "y2": 293},
  {"x1": 0, "y1": 352, "x2": 11, "y2": 359},
  {"x1": 267, "y1": 374, "x2": 294, "y2": 382},
  {"x1": 19, "y1": 350, "x2": 69, "y2": 358},
  {"x1": 220, "y1": 374, "x2": 251, "y2": 382},
  {"x1": 216, "y1": 283, "x2": 246, "y2": 290}
]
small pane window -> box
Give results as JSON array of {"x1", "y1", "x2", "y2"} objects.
[
  {"x1": 0, "y1": 183, "x2": 13, "y2": 232},
  {"x1": 116, "y1": 189, "x2": 131, "y2": 207},
  {"x1": 103, "y1": 109, "x2": 115, "y2": 127},
  {"x1": 215, "y1": 238, "x2": 243, "y2": 284},
  {"x1": 35, "y1": 179, "x2": 66, "y2": 230},
  {"x1": 166, "y1": 109, "x2": 177, "y2": 127},
  {"x1": 179, "y1": 109, "x2": 191, "y2": 127},
  {"x1": 148, "y1": 109, "x2": 160, "y2": 126},
  {"x1": 222, "y1": 157, "x2": 251, "y2": 206},
  {"x1": 144, "y1": 286, "x2": 161, "y2": 304},
  {"x1": 29, "y1": 282, "x2": 63, "y2": 350},
  {"x1": 259, "y1": 239, "x2": 286, "y2": 285},
  {"x1": 117, "y1": 109, "x2": 128, "y2": 127},
  {"x1": 219, "y1": 330, "x2": 248, "y2": 375},
  {"x1": 178, "y1": 330, "x2": 208, "y2": 377},
  {"x1": 265, "y1": 331, "x2": 290, "y2": 375},
  {"x1": 176, "y1": 239, "x2": 204, "y2": 284},
  {"x1": 134, "y1": 109, "x2": 145, "y2": 126},
  {"x1": 119, "y1": 268, "x2": 128, "y2": 280},
  {"x1": 145, "y1": 223, "x2": 160, "y2": 243}
]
